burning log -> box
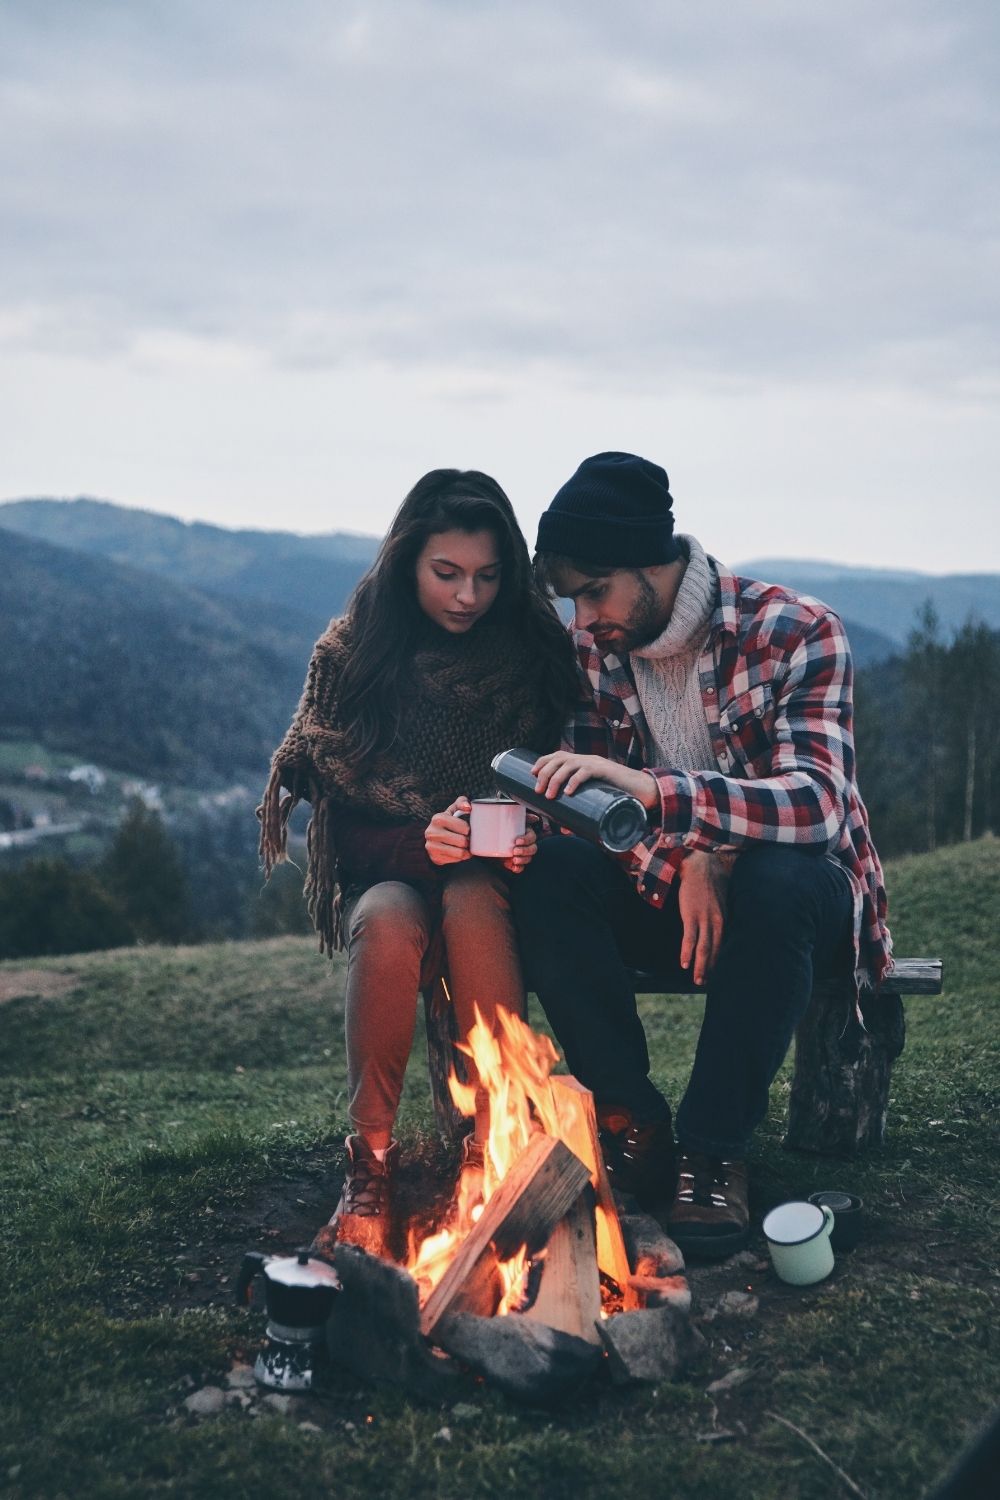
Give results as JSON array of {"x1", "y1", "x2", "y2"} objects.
[
  {"x1": 519, "y1": 1188, "x2": 602, "y2": 1345},
  {"x1": 551, "y1": 1075, "x2": 635, "y2": 1300},
  {"x1": 420, "y1": 1133, "x2": 590, "y2": 1340}
]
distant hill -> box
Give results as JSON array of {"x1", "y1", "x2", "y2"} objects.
[
  {"x1": 0, "y1": 497, "x2": 380, "y2": 635},
  {"x1": 1, "y1": 497, "x2": 908, "y2": 665},
  {"x1": 737, "y1": 558, "x2": 1000, "y2": 646},
  {"x1": 0, "y1": 526, "x2": 310, "y2": 784}
]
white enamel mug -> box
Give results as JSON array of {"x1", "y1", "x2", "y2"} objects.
[
  {"x1": 762, "y1": 1200, "x2": 836, "y2": 1286},
  {"x1": 468, "y1": 797, "x2": 526, "y2": 858}
]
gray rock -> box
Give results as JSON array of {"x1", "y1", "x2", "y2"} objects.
[
  {"x1": 224, "y1": 1390, "x2": 254, "y2": 1409},
  {"x1": 436, "y1": 1313, "x2": 601, "y2": 1403},
  {"x1": 627, "y1": 1272, "x2": 692, "y2": 1313},
  {"x1": 596, "y1": 1303, "x2": 706, "y2": 1385},
  {"x1": 450, "y1": 1402, "x2": 480, "y2": 1422},
  {"x1": 727, "y1": 1250, "x2": 768, "y2": 1271},
  {"x1": 706, "y1": 1365, "x2": 752, "y2": 1395},
  {"x1": 326, "y1": 1244, "x2": 459, "y2": 1398},
  {"x1": 261, "y1": 1393, "x2": 293, "y2": 1416},
  {"x1": 298, "y1": 1420, "x2": 323, "y2": 1434},
  {"x1": 183, "y1": 1386, "x2": 226, "y2": 1416},
  {"x1": 224, "y1": 1363, "x2": 256, "y2": 1390},
  {"x1": 715, "y1": 1291, "x2": 759, "y2": 1319},
  {"x1": 619, "y1": 1213, "x2": 685, "y2": 1276},
  {"x1": 434, "y1": 1426, "x2": 453, "y2": 1442}
]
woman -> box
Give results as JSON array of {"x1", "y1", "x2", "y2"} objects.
[{"x1": 259, "y1": 469, "x2": 575, "y2": 1258}]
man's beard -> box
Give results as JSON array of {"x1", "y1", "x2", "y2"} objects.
[{"x1": 594, "y1": 573, "x2": 665, "y2": 652}]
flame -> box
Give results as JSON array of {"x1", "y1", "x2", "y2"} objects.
[{"x1": 406, "y1": 1004, "x2": 563, "y2": 1312}]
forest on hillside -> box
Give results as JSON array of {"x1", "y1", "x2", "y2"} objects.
[{"x1": 1, "y1": 606, "x2": 995, "y2": 962}]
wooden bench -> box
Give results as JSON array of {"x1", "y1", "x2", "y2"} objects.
[{"x1": 423, "y1": 957, "x2": 943, "y2": 1158}]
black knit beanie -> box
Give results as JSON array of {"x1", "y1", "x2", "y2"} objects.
[{"x1": 536, "y1": 451, "x2": 681, "y2": 566}]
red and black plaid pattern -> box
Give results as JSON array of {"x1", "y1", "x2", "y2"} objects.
[{"x1": 564, "y1": 558, "x2": 893, "y2": 986}]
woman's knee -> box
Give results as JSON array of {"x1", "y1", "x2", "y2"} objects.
[
  {"x1": 441, "y1": 860, "x2": 511, "y2": 929},
  {"x1": 347, "y1": 881, "x2": 430, "y2": 955}
]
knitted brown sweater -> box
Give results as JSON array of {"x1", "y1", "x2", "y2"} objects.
[{"x1": 258, "y1": 613, "x2": 553, "y2": 952}]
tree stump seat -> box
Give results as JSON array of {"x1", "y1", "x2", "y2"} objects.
[{"x1": 423, "y1": 958, "x2": 943, "y2": 1157}]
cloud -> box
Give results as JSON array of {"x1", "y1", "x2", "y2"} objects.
[{"x1": 0, "y1": 0, "x2": 996, "y2": 395}]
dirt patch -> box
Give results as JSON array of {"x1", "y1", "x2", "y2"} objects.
[{"x1": 0, "y1": 968, "x2": 81, "y2": 1005}]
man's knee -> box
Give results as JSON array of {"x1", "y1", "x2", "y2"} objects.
[
  {"x1": 727, "y1": 845, "x2": 841, "y2": 929},
  {"x1": 513, "y1": 834, "x2": 613, "y2": 909}
]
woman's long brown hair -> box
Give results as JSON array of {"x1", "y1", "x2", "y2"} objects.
[{"x1": 334, "y1": 468, "x2": 576, "y2": 769}]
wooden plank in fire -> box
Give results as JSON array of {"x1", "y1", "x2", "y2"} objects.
[
  {"x1": 420, "y1": 1133, "x2": 591, "y2": 1340},
  {"x1": 551, "y1": 1075, "x2": 636, "y2": 1303},
  {"x1": 519, "y1": 1186, "x2": 603, "y2": 1345}
]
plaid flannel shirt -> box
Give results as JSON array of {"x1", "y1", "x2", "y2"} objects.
[{"x1": 564, "y1": 557, "x2": 893, "y2": 987}]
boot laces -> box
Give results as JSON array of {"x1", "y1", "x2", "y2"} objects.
[{"x1": 676, "y1": 1154, "x2": 733, "y2": 1208}]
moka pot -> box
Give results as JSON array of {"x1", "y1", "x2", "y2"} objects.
[
  {"x1": 236, "y1": 1250, "x2": 342, "y2": 1391},
  {"x1": 491, "y1": 747, "x2": 649, "y2": 853}
]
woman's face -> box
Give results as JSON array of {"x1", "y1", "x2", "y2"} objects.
[{"x1": 414, "y1": 528, "x2": 502, "y2": 633}]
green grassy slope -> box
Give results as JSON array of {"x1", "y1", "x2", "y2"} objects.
[{"x1": 1, "y1": 840, "x2": 997, "y2": 1498}]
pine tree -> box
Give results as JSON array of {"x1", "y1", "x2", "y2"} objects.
[{"x1": 100, "y1": 800, "x2": 191, "y2": 944}]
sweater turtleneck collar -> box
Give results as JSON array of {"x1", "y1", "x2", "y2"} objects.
[{"x1": 631, "y1": 535, "x2": 716, "y2": 662}]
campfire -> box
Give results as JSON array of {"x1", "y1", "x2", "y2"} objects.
[
  {"x1": 406, "y1": 1005, "x2": 633, "y2": 1335},
  {"x1": 324, "y1": 1007, "x2": 700, "y2": 1401}
]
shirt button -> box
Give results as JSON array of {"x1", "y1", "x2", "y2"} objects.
[
  {"x1": 705, "y1": 686, "x2": 715, "y2": 696},
  {"x1": 652, "y1": 893, "x2": 661, "y2": 903},
  {"x1": 611, "y1": 719, "x2": 620, "y2": 728},
  {"x1": 755, "y1": 706, "x2": 764, "y2": 718}
]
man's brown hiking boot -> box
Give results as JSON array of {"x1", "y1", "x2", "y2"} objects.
[
  {"x1": 666, "y1": 1152, "x2": 749, "y2": 1258},
  {"x1": 597, "y1": 1106, "x2": 677, "y2": 1211},
  {"x1": 310, "y1": 1135, "x2": 399, "y2": 1262}
]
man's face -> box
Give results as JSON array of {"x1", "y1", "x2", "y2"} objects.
[{"x1": 553, "y1": 564, "x2": 672, "y2": 652}]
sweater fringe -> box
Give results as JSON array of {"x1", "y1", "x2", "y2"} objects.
[{"x1": 257, "y1": 767, "x2": 344, "y2": 957}]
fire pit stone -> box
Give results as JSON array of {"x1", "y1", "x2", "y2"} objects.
[
  {"x1": 597, "y1": 1301, "x2": 707, "y2": 1386},
  {"x1": 325, "y1": 1243, "x2": 460, "y2": 1398},
  {"x1": 435, "y1": 1312, "x2": 602, "y2": 1403},
  {"x1": 619, "y1": 1212, "x2": 686, "y2": 1278}
]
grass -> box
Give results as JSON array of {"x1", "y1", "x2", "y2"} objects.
[{"x1": 1, "y1": 840, "x2": 999, "y2": 1498}]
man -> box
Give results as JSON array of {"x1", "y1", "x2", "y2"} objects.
[{"x1": 511, "y1": 451, "x2": 891, "y2": 1258}]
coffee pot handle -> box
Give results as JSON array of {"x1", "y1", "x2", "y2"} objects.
[{"x1": 235, "y1": 1251, "x2": 267, "y2": 1306}]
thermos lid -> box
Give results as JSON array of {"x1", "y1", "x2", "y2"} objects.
[
  {"x1": 263, "y1": 1252, "x2": 342, "y2": 1290},
  {"x1": 810, "y1": 1190, "x2": 855, "y2": 1213}
]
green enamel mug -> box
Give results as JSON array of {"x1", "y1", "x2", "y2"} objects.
[{"x1": 762, "y1": 1200, "x2": 836, "y2": 1286}]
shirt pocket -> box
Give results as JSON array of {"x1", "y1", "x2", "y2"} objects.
[{"x1": 718, "y1": 683, "x2": 775, "y2": 772}]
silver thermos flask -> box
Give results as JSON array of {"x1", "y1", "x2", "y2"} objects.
[{"x1": 491, "y1": 747, "x2": 649, "y2": 853}]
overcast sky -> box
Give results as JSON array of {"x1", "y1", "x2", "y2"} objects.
[{"x1": 1, "y1": 0, "x2": 997, "y2": 570}]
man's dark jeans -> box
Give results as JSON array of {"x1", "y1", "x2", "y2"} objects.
[{"x1": 511, "y1": 836, "x2": 853, "y2": 1158}]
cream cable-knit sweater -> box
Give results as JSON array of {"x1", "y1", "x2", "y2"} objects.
[{"x1": 631, "y1": 535, "x2": 719, "y2": 772}]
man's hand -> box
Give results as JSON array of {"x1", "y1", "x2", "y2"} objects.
[
  {"x1": 530, "y1": 751, "x2": 659, "y2": 811},
  {"x1": 425, "y1": 798, "x2": 472, "y2": 866},
  {"x1": 677, "y1": 850, "x2": 731, "y2": 987},
  {"x1": 502, "y1": 823, "x2": 537, "y2": 875}
]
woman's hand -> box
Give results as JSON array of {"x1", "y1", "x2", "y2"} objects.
[
  {"x1": 503, "y1": 824, "x2": 537, "y2": 875},
  {"x1": 530, "y1": 750, "x2": 659, "y2": 811},
  {"x1": 425, "y1": 797, "x2": 472, "y2": 866}
]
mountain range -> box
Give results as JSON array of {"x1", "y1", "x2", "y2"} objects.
[
  {"x1": 2, "y1": 496, "x2": 997, "y2": 785},
  {"x1": 735, "y1": 557, "x2": 1000, "y2": 645}
]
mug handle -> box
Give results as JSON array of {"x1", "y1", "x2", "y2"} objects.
[{"x1": 820, "y1": 1205, "x2": 836, "y2": 1238}]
